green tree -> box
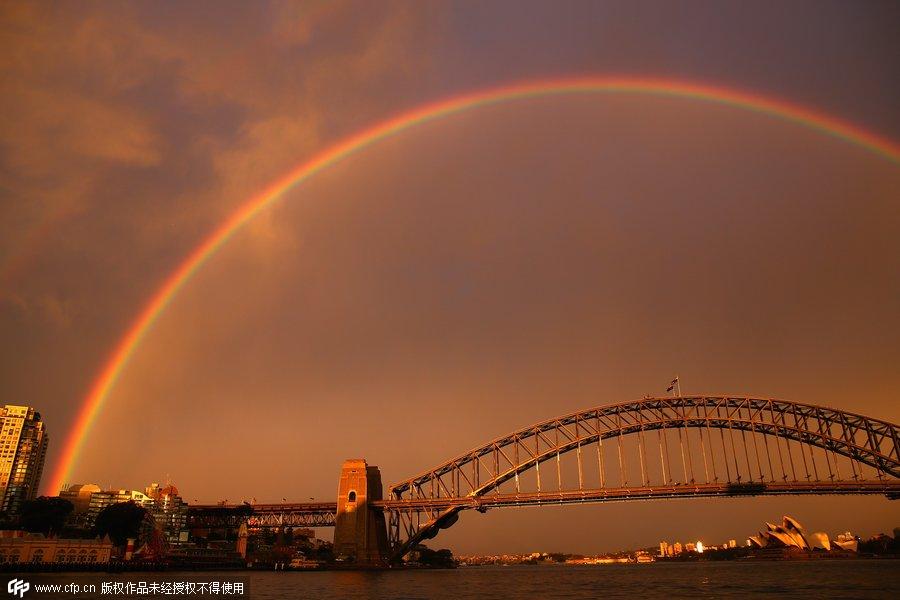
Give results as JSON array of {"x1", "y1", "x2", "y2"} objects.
[
  {"x1": 19, "y1": 497, "x2": 74, "y2": 535},
  {"x1": 94, "y1": 501, "x2": 147, "y2": 547}
]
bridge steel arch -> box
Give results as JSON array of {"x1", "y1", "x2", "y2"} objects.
[{"x1": 384, "y1": 396, "x2": 900, "y2": 559}]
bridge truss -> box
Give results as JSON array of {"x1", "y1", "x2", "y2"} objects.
[
  {"x1": 187, "y1": 502, "x2": 337, "y2": 530},
  {"x1": 384, "y1": 396, "x2": 900, "y2": 559}
]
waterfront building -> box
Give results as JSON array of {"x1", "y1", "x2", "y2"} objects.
[
  {"x1": 59, "y1": 484, "x2": 102, "y2": 528},
  {"x1": 60, "y1": 482, "x2": 189, "y2": 541},
  {"x1": 59, "y1": 483, "x2": 101, "y2": 512},
  {"x1": 0, "y1": 405, "x2": 49, "y2": 514},
  {"x1": 748, "y1": 515, "x2": 854, "y2": 555},
  {"x1": 659, "y1": 541, "x2": 669, "y2": 557},
  {"x1": 672, "y1": 542, "x2": 683, "y2": 555},
  {"x1": 144, "y1": 483, "x2": 189, "y2": 542},
  {"x1": 0, "y1": 530, "x2": 113, "y2": 565},
  {"x1": 834, "y1": 532, "x2": 859, "y2": 552},
  {"x1": 749, "y1": 515, "x2": 809, "y2": 549},
  {"x1": 808, "y1": 532, "x2": 831, "y2": 551},
  {"x1": 86, "y1": 488, "x2": 155, "y2": 527}
]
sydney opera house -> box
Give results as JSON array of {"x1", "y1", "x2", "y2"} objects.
[{"x1": 749, "y1": 516, "x2": 858, "y2": 553}]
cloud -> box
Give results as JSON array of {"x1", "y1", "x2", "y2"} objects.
[
  {"x1": 0, "y1": 0, "x2": 437, "y2": 288},
  {"x1": 0, "y1": 290, "x2": 73, "y2": 328},
  {"x1": 0, "y1": 0, "x2": 443, "y2": 491}
]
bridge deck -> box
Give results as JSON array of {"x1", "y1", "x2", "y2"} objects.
[
  {"x1": 190, "y1": 502, "x2": 338, "y2": 512},
  {"x1": 374, "y1": 480, "x2": 900, "y2": 511},
  {"x1": 188, "y1": 480, "x2": 899, "y2": 522}
]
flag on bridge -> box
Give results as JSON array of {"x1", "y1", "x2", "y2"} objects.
[{"x1": 666, "y1": 377, "x2": 679, "y2": 393}]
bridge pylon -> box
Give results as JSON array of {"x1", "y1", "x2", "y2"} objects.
[{"x1": 333, "y1": 459, "x2": 389, "y2": 565}]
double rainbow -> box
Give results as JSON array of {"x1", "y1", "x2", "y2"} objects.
[{"x1": 47, "y1": 76, "x2": 900, "y2": 494}]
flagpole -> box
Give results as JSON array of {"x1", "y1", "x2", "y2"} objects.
[{"x1": 676, "y1": 376, "x2": 681, "y2": 397}]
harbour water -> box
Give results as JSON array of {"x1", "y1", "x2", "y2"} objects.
[
  {"x1": 17, "y1": 561, "x2": 899, "y2": 598},
  {"x1": 244, "y1": 561, "x2": 898, "y2": 599}
]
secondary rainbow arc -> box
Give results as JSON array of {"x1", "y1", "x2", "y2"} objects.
[{"x1": 47, "y1": 76, "x2": 900, "y2": 494}]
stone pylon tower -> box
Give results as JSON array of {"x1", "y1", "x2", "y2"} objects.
[{"x1": 333, "y1": 459, "x2": 389, "y2": 565}]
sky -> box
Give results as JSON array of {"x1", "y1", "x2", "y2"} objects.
[{"x1": 1, "y1": 1, "x2": 899, "y2": 554}]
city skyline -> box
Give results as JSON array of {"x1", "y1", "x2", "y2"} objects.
[{"x1": 2, "y1": 1, "x2": 899, "y2": 556}]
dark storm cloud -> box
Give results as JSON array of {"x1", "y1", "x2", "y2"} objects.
[{"x1": 1, "y1": 1, "x2": 898, "y2": 552}]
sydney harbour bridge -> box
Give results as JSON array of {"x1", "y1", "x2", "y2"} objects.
[{"x1": 187, "y1": 396, "x2": 900, "y2": 564}]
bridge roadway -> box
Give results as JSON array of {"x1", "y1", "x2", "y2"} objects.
[
  {"x1": 373, "y1": 480, "x2": 900, "y2": 510},
  {"x1": 187, "y1": 480, "x2": 900, "y2": 529},
  {"x1": 188, "y1": 502, "x2": 338, "y2": 528}
]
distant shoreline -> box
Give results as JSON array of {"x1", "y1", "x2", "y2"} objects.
[{"x1": 5, "y1": 556, "x2": 900, "y2": 575}]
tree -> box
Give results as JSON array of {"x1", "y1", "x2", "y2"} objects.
[
  {"x1": 0, "y1": 510, "x2": 15, "y2": 529},
  {"x1": 94, "y1": 501, "x2": 147, "y2": 547},
  {"x1": 411, "y1": 545, "x2": 457, "y2": 567},
  {"x1": 19, "y1": 497, "x2": 74, "y2": 536}
]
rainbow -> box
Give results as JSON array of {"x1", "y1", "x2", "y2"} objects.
[{"x1": 47, "y1": 76, "x2": 900, "y2": 494}]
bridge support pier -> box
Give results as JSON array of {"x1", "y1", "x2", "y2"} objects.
[{"x1": 334, "y1": 459, "x2": 389, "y2": 565}]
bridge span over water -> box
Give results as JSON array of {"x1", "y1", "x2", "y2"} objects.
[{"x1": 187, "y1": 396, "x2": 900, "y2": 563}]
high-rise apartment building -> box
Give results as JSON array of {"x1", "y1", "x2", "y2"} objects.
[
  {"x1": 61, "y1": 482, "x2": 189, "y2": 542},
  {"x1": 0, "y1": 405, "x2": 49, "y2": 514}
]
